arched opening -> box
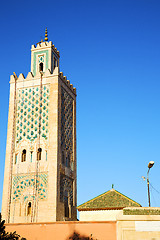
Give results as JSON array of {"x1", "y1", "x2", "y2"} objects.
[
  {"x1": 22, "y1": 149, "x2": 26, "y2": 162},
  {"x1": 54, "y1": 58, "x2": 57, "y2": 69},
  {"x1": 27, "y1": 202, "x2": 31, "y2": 216},
  {"x1": 39, "y1": 62, "x2": 43, "y2": 72},
  {"x1": 37, "y1": 148, "x2": 42, "y2": 161}
]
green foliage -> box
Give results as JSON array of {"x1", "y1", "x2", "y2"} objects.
[
  {"x1": 0, "y1": 213, "x2": 26, "y2": 240},
  {"x1": 69, "y1": 232, "x2": 97, "y2": 240}
]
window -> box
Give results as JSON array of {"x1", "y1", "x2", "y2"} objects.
[
  {"x1": 27, "y1": 202, "x2": 31, "y2": 216},
  {"x1": 46, "y1": 151, "x2": 47, "y2": 161},
  {"x1": 22, "y1": 149, "x2": 26, "y2": 162},
  {"x1": 54, "y1": 58, "x2": 57, "y2": 69},
  {"x1": 64, "y1": 190, "x2": 69, "y2": 218},
  {"x1": 30, "y1": 151, "x2": 33, "y2": 162},
  {"x1": 66, "y1": 153, "x2": 70, "y2": 168},
  {"x1": 39, "y1": 62, "x2": 43, "y2": 72},
  {"x1": 37, "y1": 148, "x2": 42, "y2": 161},
  {"x1": 15, "y1": 153, "x2": 18, "y2": 164},
  {"x1": 62, "y1": 151, "x2": 65, "y2": 165}
]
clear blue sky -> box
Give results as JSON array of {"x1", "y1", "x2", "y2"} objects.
[{"x1": 0, "y1": 0, "x2": 160, "y2": 211}]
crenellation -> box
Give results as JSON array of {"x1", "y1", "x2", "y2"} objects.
[
  {"x1": 26, "y1": 72, "x2": 34, "y2": 80},
  {"x1": 31, "y1": 44, "x2": 36, "y2": 49},
  {"x1": 13, "y1": 72, "x2": 18, "y2": 80},
  {"x1": 10, "y1": 74, "x2": 17, "y2": 83},
  {"x1": 48, "y1": 41, "x2": 52, "y2": 47},
  {"x1": 31, "y1": 41, "x2": 60, "y2": 58},
  {"x1": 60, "y1": 72, "x2": 63, "y2": 77},
  {"x1": 70, "y1": 84, "x2": 73, "y2": 90},
  {"x1": 73, "y1": 88, "x2": 76, "y2": 94},
  {"x1": 67, "y1": 80, "x2": 70, "y2": 85},
  {"x1": 45, "y1": 69, "x2": 52, "y2": 77},
  {"x1": 59, "y1": 73, "x2": 76, "y2": 95},
  {"x1": 31, "y1": 41, "x2": 51, "y2": 50},
  {"x1": 17, "y1": 73, "x2": 25, "y2": 81},
  {"x1": 40, "y1": 42, "x2": 46, "y2": 48}
]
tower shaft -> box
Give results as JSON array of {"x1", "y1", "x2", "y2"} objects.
[{"x1": 2, "y1": 40, "x2": 77, "y2": 223}]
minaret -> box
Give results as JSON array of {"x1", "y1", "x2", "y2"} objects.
[{"x1": 2, "y1": 30, "x2": 77, "y2": 223}]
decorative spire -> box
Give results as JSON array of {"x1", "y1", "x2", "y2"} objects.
[{"x1": 44, "y1": 28, "x2": 48, "y2": 41}]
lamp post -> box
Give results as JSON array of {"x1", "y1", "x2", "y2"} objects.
[{"x1": 147, "y1": 161, "x2": 154, "y2": 207}]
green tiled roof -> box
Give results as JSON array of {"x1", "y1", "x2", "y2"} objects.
[{"x1": 77, "y1": 189, "x2": 141, "y2": 211}]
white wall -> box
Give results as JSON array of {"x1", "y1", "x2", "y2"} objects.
[{"x1": 79, "y1": 209, "x2": 122, "y2": 221}]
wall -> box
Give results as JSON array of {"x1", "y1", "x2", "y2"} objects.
[
  {"x1": 5, "y1": 221, "x2": 116, "y2": 240},
  {"x1": 79, "y1": 209, "x2": 121, "y2": 221},
  {"x1": 5, "y1": 208, "x2": 160, "y2": 240},
  {"x1": 117, "y1": 208, "x2": 160, "y2": 240}
]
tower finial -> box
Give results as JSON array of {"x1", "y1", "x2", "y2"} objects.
[{"x1": 44, "y1": 28, "x2": 48, "y2": 41}]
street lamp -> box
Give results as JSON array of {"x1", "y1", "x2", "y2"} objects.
[{"x1": 147, "y1": 161, "x2": 154, "y2": 207}]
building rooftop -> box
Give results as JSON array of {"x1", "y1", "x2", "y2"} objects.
[{"x1": 77, "y1": 188, "x2": 141, "y2": 211}]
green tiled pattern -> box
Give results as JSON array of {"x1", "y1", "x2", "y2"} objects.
[
  {"x1": 12, "y1": 173, "x2": 48, "y2": 201},
  {"x1": 16, "y1": 85, "x2": 49, "y2": 143},
  {"x1": 33, "y1": 50, "x2": 49, "y2": 76},
  {"x1": 78, "y1": 189, "x2": 141, "y2": 209},
  {"x1": 123, "y1": 208, "x2": 160, "y2": 215}
]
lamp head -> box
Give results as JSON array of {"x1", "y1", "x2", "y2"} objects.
[{"x1": 148, "y1": 161, "x2": 154, "y2": 169}]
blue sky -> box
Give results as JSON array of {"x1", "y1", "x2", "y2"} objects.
[{"x1": 0, "y1": 0, "x2": 160, "y2": 211}]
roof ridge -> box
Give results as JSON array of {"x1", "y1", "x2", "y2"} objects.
[
  {"x1": 78, "y1": 189, "x2": 113, "y2": 208},
  {"x1": 113, "y1": 189, "x2": 141, "y2": 206}
]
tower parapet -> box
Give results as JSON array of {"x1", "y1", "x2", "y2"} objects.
[{"x1": 10, "y1": 71, "x2": 76, "y2": 95}]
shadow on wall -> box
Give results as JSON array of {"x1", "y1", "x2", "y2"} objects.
[{"x1": 68, "y1": 232, "x2": 98, "y2": 240}]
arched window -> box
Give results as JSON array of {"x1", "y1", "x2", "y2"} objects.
[
  {"x1": 27, "y1": 202, "x2": 31, "y2": 216},
  {"x1": 54, "y1": 58, "x2": 57, "y2": 69},
  {"x1": 37, "y1": 148, "x2": 42, "y2": 161},
  {"x1": 22, "y1": 149, "x2": 26, "y2": 162},
  {"x1": 39, "y1": 62, "x2": 43, "y2": 72}
]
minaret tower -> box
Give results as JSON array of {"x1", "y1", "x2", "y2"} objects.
[{"x1": 2, "y1": 29, "x2": 77, "y2": 223}]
